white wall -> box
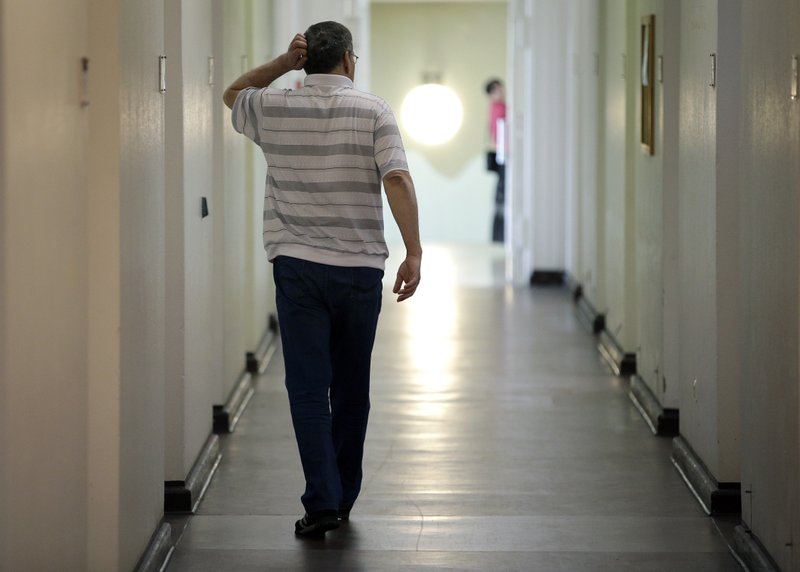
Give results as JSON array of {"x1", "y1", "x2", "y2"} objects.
[
  {"x1": 155, "y1": 0, "x2": 278, "y2": 469},
  {"x1": 2, "y1": 0, "x2": 287, "y2": 568},
  {"x1": 567, "y1": 0, "x2": 600, "y2": 295},
  {"x1": 598, "y1": 0, "x2": 637, "y2": 350},
  {"x1": 660, "y1": 0, "x2": 681, "y2": 409},
  {"x1": 530, "y1": 0, "x2": 568, "y2": 273},
  {"x1": 507, "y1": 0, "x2": 529, "y2": 282},
  {"x1": 507, "y1": 0, "x2": 571, "y2": 283},
  {"x1": 247, "y1": 0, "x2": 275, "y2": 347},
  {"x1": 164, "y1": 0, "x2": 188, "y2": 484},
  {"x1": 87, "y1": 0, "x2": 122, "y2": 567},
  {"x1": 713, "y1": 0, "x2": 742, "y2": 484},
  {"x1": 221, "y1": 0, "x2": 250, "y2": 396},
  {"x1": 588, "y1": 0, "x2": 608, "y2": 308},
  {"x1": 739, "y1": 0, "x2": 800, "y2": 567},
  {"x1": 0, "y1": 0, "x2": 89, "y2": 569},
  {"x1": 117, "y1": 0, "x2": 167, "y2": 567},
  {"x1": 678, "y1": 0, "x2": 719, "y2": 473},
  {"x1": 675, "y1": 0, "x2": 741, "y2": 485},
  {"x1": 577, "y1": 0, "x2": 673, "y2": 405},
  {"x1": 180, "y1": 0, "x2": 218, "y2": 480},
  {"x1": 566, "y1": 1, "x2": 791, "y2": 566},
  {"x1": 164, "y1": 0, "x2": 221, "y2": 481},
  {"x1": 270, "y1": 1, "x2": 302, "y2": 90},
  {"x1": 633, "y1": 0, "x2": 665, "y2": 406}
]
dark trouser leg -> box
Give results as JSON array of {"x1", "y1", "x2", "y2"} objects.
[
  {"x1": 329, "y1": 266, "x2": 383, "y2": 510},
  {"x1": 492, "y1": 165, "x2": 505, "y2": 243},
  {"x1": 273, "y1": 257, "x2": 341, "y2": 514}
]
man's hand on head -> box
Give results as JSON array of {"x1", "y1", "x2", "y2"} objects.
[
  {"x1": 222, "y1": 32, "x2": 308, "y2": 109},
  {"x1": 287, "y1": 34, "x2": 307, "y2": 71}
]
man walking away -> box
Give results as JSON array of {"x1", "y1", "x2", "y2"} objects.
[{"x1": 223, "y1": 21, "x2": 422, "y2": 538}]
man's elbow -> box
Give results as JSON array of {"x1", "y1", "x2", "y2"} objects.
[
  {"x1": 383, "y1": 169, "x2": 412, "y2": 187},
  {"x1": 223, "y1": 89, "x2": 238, "y2": 109}
]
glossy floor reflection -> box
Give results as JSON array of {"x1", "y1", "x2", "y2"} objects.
[{"x1": 166, "y1": 244, "x2": 740, "y2": 571}]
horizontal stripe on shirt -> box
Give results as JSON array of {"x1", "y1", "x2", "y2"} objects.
[
  {"x1": 260, "y1": 142, "x2": 375, "y2": 157},
  {"x1": 259, "y1": 105, "x2": 377, "y2": 120},
  {"x1": 265, "y1": 209, "x2": 384, "y2": 231},
  {"x1": 267, "y1": 175, "x2": 383, "y2": 198}
]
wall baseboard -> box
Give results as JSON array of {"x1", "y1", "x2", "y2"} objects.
[
  {"x1": 598, "y1": 329, "x2": 636, "y2": 376},
  {"x1": 732, "y1": 525, "x2": 781, "y2": 572},
  {"x1": 216, "y1": 314, "x2": 279, "y2": 434},
  {"x1": 671, "y1": 436, "x2": 741, "y2": 516},
  {"x1": 146, "y1": 318, "x2": 279, "y2": 566},
  {"x1": 213, "y1": 370, "x2": 254, "y2": 434},
  {"x1": 576, "y1": 294, "x2": 605, "y2": 335},
  {"x1": 134, "y1": 522, "x2": 173, "y2": 572},
  {"x1": 529, "y1": 269, "x2": 566, "y2": 286},
  {"x1": 164, "y1": 434, "x2": 221, "y2": 513},
  {"x1": 247, "y1": 313, "x2": 279, "y2": 375},
  {"x1": 563, "y1": 273, "x2": 583, "y2": 301},
  {"x1": 629, "y1": 375, "x2": 679, "y2": 436},
  {"x1": 563, "y1": 276, "x2": 605, "y2": 335}
]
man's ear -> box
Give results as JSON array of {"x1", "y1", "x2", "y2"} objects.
[{"x1": 342, "y1": 52, "x2": 353, "y2": 75}]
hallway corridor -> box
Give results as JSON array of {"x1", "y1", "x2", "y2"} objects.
[{"x1": 165, "y1": 245, "x2": 739, "y2": 571}]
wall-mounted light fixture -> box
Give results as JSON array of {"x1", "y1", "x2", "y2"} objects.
[{"x1": 400, "y1": 72, "x2": 463, "y2": 146}]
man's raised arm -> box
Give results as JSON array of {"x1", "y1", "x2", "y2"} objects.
[{"x1": 223, "y1": 33, "x2": 307, "y2": 109}]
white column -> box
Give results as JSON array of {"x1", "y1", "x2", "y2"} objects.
[
  {"x1": 117, "y1": 0, "x2": 167, "y2": 567},
  {"x1": 507, "y1": 0, "x2": 533, "y2": 284},
  {"x1": 164, "y1": 0, "x2": 218, "y2": 482}
]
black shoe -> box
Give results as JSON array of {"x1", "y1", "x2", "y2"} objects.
[
  {"x1": 338, "y1": 504, "x2": 353, "y2": 521},
  {"x1": 294, "y1": 511, "x2": 339, "y2": 537}
]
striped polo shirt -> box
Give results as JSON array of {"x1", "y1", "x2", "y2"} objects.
[{"x1": 231, "y1": 74, "x2": 409, "y2": 270}]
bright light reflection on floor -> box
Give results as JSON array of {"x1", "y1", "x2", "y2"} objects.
[
  {"x1": 399, "y1": 246, "x2": 458, "y2": 419},
  {"x1": 384, "y1": 244, "x2": 506, "y2": 420},
  {"x1": 407, "y1": 248, "x2": 457, "y2": 419},
  {"x1": 384, "y1": 244, "x2": 506, "y2": 495},
  {"x1": 407, "y1": 248, "x2": 456, "y2": 362}
]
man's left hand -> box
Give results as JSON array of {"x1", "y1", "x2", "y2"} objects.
[
  {"x1": 393, "y1": 254, "x2": 421, "y2": 302},
  {"x1": 286, "y1": 34, "x2": 307, "y2": 70}
]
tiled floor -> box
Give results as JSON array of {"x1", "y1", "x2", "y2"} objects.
[{"x1": 166, "y1": 244, "x2": 741, "y2": 571}]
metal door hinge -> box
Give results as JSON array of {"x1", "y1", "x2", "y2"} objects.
[
  {"x1": 159, "y1": 55, "x2": 167, "y2": 93},
  {"x1": 709, "y1": 53, "x2": 716, "y2": 89}
]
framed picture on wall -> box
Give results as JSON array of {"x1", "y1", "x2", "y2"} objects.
[{"x1": 641, "y1": 14, "x2": 655, "y2": 155}]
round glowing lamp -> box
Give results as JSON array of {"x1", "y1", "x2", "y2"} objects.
[{"x1": 400, "y1": 83, "x2": 463, "y2": 145}]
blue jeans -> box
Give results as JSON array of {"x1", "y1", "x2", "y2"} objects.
[{"x1": 273, "y1": 256, "x2": 383, "y2": 515}]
